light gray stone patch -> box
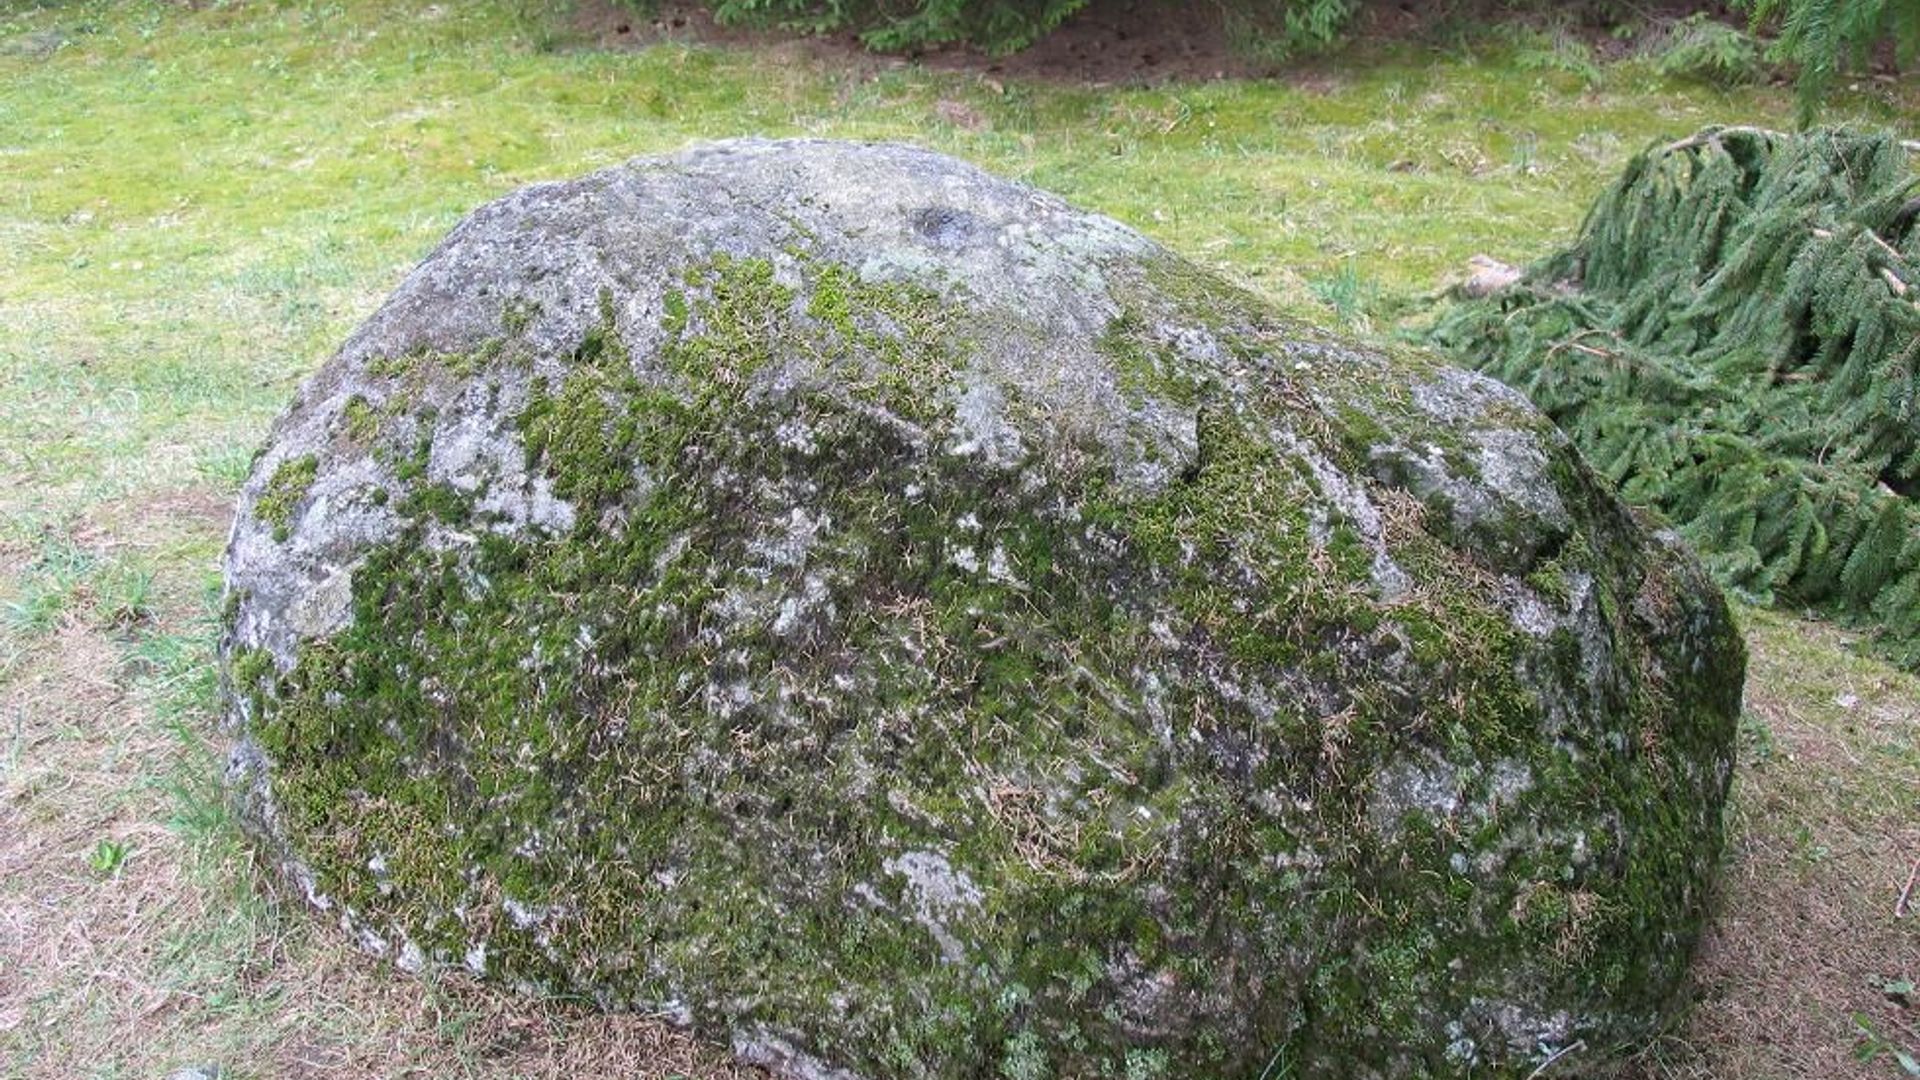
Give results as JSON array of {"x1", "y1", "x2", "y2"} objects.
[
  {"x1": 1473, "y1": 999, "x2": 1578, "y2": 1059},
  {"x1": 1268, "y1": 847, "x2": 1326, "y2": 872},
  {"x1": 986, "y1": 543, "x2": 1016, "y2": 583},
  {"x1": 1410, "y1": 367, "x2": 1536, "y2": 427},
  {"x1": 947, "y1": 542, "x2": 981, "y2": 574},
  {"x1": 285, "y1": 558, "x2": 359, "y2": 640},
  {"x1": 1201, "y1": 671, "x2": 1285, "y2": 731},
  {"x1": 772, "y1": 574, "x2": 833, "y2": 637},
  {"x1": 1486, "y1": 759, "x2": 1533, "y2": 808},
  {"x1": 733, "y1": 1030, "x2": 869, "y2": 1080},
  {"x1": 1279, "y1": 429, "x2": 1411, "y2": 600},
  {"x1": 475, "y1": 474, "x2": 576, "y2": 535},
  {"x1": 749, "y1": 507, "x2": 831, "y2": 570},
  {"x1": 1471, "y1": 427, "x2": 1571, "y2": 531},
  {"x1": 428, "y1": 394, "x2": 511, "y2": 487},
  {"x1": 397, "y1": 940, "x2": 427, "y2": 973},
  {"x1": 224, "y1": 451, "x2": 398, "y2": 667},
  {"x1": 420, "y1": 524, "x2": 481, "y2": 555},
  {"x1": 1443, "y1": 1020, "x2": 1480, "y2": 1065},
  {"x1": 1363, "y1": 427, "x2": 1576, "y2": 571},
  {"x1": 775, "y1": 418, "x2": 818, "y2": 455},
  {"x1": 1563, "y1": 570, "x2": 1618, "y2": 692},
  {"x1": 1135, "y1": 669, "x2": 1173, "y2": 745},
  {"x1": 948, "y1": 375, "x2": 1026, "y2": 467},
  {"x1": 1165, "y1": 323, "x2": 1226, "y2": 369},
  {"x1": 1505, "y1": 582, "x2": 1562, "y2": 638},
  {"x1": 427, "y1": 392, "x2": 580, "y2": 535},
  {"x1": 883, "y1": 850, "x2": 985, "y2": 964},
  {"x1": 1122, "y1": 397, "x2": 1201, "y2": 496},
  {"x1": 353, "y1": 921, "x2": 390, "y2": 957},
  {"x1": 502, "y1": 896, "x2": 562, "y2": 931},
  {"x1": 1369, "y1": 751, "x2": 1465, "y2": 841}
]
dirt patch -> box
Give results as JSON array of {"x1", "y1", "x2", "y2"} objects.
[
  {"x1": 1626, "y1": 614, "x2": 1920, "y2": 1079},
  {"x1": 574, "y1": 0, "x2": 1734, "y2": 87},
  {"x1": 221, "y1": 938, "x2": 762, "y2": 1080},
  {"x1": 575, "y1": 0, "x2": 1279, "y2": 85},
  {"x1": 0, "y1": 618, "x2": 179, "y2": 1074},
  {"x1": 72, "y1": 485, "x2": 233, "y2": 556}
]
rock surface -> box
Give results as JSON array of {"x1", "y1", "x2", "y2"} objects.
[{"x1": 220, "y1": 139, "x2": 1745, "y2": 1079}]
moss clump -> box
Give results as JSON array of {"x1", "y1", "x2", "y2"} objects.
[
  {"x1": 1096, "y1": 308, "x2": 1207, "y2": 410},
  {"x1": 804, "y1": 261, "x2": 962, "y2": 418},
  {"x1": 255, "y1": 454, "x2": 318, "y2": 542},
  {"x1": 501, "y1": 296, "x2": 539, "y2": 337},
  {"x1": 398, "y1": 482, "x2": 471, "y2": 525},
  {"x1": 340, "y1": 395, "x2": 381, "y2": 442},
  {"x1": 227, "y1": 644, "x2": 271, "y2": 697}
]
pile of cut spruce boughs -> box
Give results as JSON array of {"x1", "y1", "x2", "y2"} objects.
[{"x1": 1432, "y1": 126, "x2": 1920, "y2": 667}]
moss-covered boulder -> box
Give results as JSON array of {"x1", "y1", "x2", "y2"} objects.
[{"x1": 220, "y1": 139, "x2": 1744, "y2": 1078}]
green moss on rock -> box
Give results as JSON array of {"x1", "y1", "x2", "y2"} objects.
[
  {"x1": 255, "y1": 454, "x2": 317, "y2": 542},
  {"x1": 221, "y1": 140, "x2": 1744, "y2": 1080}
]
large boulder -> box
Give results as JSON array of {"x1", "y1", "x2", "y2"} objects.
[{"x1": 220, "y1": 139, "x2": 1744, "y2": 1078}]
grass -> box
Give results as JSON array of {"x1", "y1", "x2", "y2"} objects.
[{"x1": 0, "y1": 0, "x2": 1915, "y2": 1075}]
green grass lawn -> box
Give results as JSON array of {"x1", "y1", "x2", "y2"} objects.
[{"x1": 1, "y1": 1, "x2": 1916, "y2": 1076}]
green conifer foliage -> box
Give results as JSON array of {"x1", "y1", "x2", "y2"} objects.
[
  {"x1": 1432, "y1": 126, "x2": 1920, "y2": 666},
  {"x1": 1738, "y1": 0, "x2": 1920, "y2": 126}
]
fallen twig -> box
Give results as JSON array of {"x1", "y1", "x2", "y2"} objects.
[
  {"x1": 1865, "y1": 229, "x2": 1906, "y2": 262},
  {"x1": 1662, "y1": 126, "x2": 1788, "y2": 155},
  {"x1": 1897, "y1": 857, "x2": 1919, "y2": 918},
  {"x1": 1526, "y1": 1039, "x2": 1587, "y2": 1079}
]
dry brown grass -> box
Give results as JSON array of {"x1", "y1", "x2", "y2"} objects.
[
  {"x1": 0, "y1": 516, "x2": 756, "y2": 1080},
  {"x1": 1627, "y1": 611, "x2": 1920, "y2": 1080}
]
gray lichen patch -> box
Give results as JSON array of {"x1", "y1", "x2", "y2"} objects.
[
  {"x1": 883, "y1": 850, "x2": 985, "y2": 963},
  {"x1": 220, "y1": 139, "x2": 1745, "y2": 1080}
]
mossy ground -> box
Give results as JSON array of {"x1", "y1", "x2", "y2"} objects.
[{"x1": 1, "y1": 0, "x2": 1914, "y2": 1076}]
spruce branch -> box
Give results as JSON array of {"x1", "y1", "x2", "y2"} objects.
[{"x1": 1430, "y1": 127, "x2": 1920, "y2": 668}]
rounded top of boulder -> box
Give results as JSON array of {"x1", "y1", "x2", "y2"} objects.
[
  {"x1": 223, "y1": 139, "x2": 1744, "y2": 1079},
  {"x1": 335, "y1": 138, "x2": 1159, "y2": 375}
]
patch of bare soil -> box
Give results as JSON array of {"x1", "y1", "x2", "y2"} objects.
[
  {"x1": 73, "y1": 487, "x2": 234, "y2": 553},
  {"x1": 1627, "y1": 618, "x2": 1920, "y2": 1080},
  {"x1": 574, "y1": 0, "x2": 1734, "y2": 87},
  {"x1": 0, "y1": 617, "x2": 189, "y2": 1072},
  {"x1": 574, "y1": 0, "x2": 1277, "y2": 85}
]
